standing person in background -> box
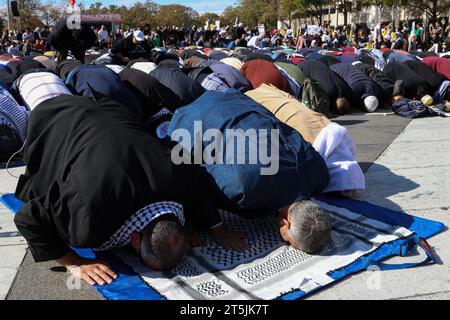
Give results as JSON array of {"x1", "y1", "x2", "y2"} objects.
[
  {"x1": 391, "y1": 32, "x2": 404, "y2": 50},
  {"x1": 97, "y1": 25, "x2": 109, "y2": 49},
  {"x1": 22, "y1": 29, "x2": 34, "y2": 43},
  {"x1": 374, "y1": 23, "x2": 382, "y2": 48},
  {"x1": 428, "y1": 30, "x2": 442, "y2": 53},
  {"x1": 7, "y1": 40, "x2": 20, "y2": 56},
  {"x1": 47, "y1": 20, "x2": 97, "y2": 62},
  {"x1": 33, "y1": 27, "x2": 41, "y2": 42}
]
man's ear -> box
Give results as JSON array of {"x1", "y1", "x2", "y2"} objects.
[
  {"x1": 130, "y1": 232, "x2": 142, "y2": 251},
  {"x1": 279, "y1": 217, "x2": 291, "y2": 242}
]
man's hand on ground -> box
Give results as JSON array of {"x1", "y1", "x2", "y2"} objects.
[
  {"x1": 68, "y1": 258, "x2": 118, "y2": 286},
  {"x1": 57, "y1": 250, "x2": 118, "y2": 286},
  {"x1": 210, "y1": 224, "x2": 247, "y2": 251}
]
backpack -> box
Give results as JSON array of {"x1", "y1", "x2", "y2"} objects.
[
  {"x1": 301, "y1": 78, "x2": 334, "y2": 118},
  {"x1": 392, "y1": 98, "x2": 431, "y2": 119}
]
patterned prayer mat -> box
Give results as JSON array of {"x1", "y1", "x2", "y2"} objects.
[
  {"x1": 1, "y1": 193, "x2": 444, "y2": 300},
  {"x1": 113, "y1": 199, "x2": 413, "y2": 300}
]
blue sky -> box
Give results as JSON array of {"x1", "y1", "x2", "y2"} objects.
[{"x1": 77, "y1": 0, "x2": 237, "y2": 13}]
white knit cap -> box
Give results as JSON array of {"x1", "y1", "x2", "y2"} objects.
[{"x1": 364, "y1": 95, "x2": 379, "y2": 112}]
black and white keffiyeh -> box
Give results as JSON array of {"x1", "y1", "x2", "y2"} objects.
[{"x1": 94, "y1": 201, "x2": 185, "y2": 251}]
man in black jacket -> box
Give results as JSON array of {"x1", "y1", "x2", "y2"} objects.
[
  {"x1": 13, "y1": 92, "x2": 225, "y2": 286},
  {"x1": 111, "y1": 30, "x2": 152, "y2": 61}
]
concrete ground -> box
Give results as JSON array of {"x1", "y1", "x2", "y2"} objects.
[{"x1": 0, "y1": 112, "x2": 448, "y2": 300}]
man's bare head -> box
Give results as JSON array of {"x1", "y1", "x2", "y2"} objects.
[
  {"x1": 131, "y1": 215, "x2": 186, "y2": 270},
  {"x1": 335, "y1": 97, "x2": 351, "y2": 114},
  {"x1": 279, "y1": 200, "x2": 332, "y2": 254}
]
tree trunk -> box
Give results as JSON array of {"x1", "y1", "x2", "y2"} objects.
[
  {"x1": 318, "y1": 6, "x2": 323, "y2": 25},
  {"x1": 431, "y1": 0, "x2": 437, "y2": 22}
]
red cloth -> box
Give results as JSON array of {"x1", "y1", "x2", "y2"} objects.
[
  {"x1": 422, "y1": 57, "x2": 450, "y2": 80},
  {"x1": 240, "y1": 59, "x2": 293, "y2": 94},
  {"x1": 341, "y1": 47, "x2": 355, "y2": 52},
  {"x1": 326, "y1": 51, "x2": 340, "y2": 56},
  {"x1": 290, "y1": 56, "x2": 305, "y2": 65},
  {"x1": 342, "y1": 51, "x2": 356, "y2": 57},
  {"x1": 0, "y1": 56, "x2": 21, "y2": 62}
]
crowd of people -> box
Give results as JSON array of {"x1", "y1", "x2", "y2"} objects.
[
  {"x1": 0, "y1": 17, "x2": 449, "y2": 287},
  {"x1": 101, "y1": 20, "x2": 450, "y2": 53}
]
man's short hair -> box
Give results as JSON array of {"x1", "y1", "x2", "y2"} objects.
[
  {"x1": 336, "y1": 97, "x2": 351, "y2": 114},
  {"x1": 140, "y1": 215, "x2": 186, "y2": 269},
  {"x1": 288, "y1": 200, "x2": 332, "y2": 254}
]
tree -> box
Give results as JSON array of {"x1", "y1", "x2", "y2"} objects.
[
  {"x1": 14, "y1": 0, "x2": 42, "y2": 29},
  {"x1": 237, "y1": 0, "x2": 279, "y2": 27},
  {"x1": 154, "y1": 4, "x2": 199, "y2": 27},
  {"x1": 221, "y1": 6, "x2": 240, "y2": 26},
  {"x1": 297, "y1": 0, "x2": 332, "y2": 26},
  {"x1": 399, "y1": 0, "x2": 450, "y2": 22},
  {"x1": 39, "y1": 1, "x2": 66, "y2": 26},
  {"x1": 335, "y1": 0, "x2": 354, "y2": 26},
  {"x1": 280, "y1": 0, "x2": 301, "y2": 28}
]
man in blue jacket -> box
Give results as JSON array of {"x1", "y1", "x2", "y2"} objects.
[{"x1": 168, "y1": 90, "x2": 332, "y2": 254}]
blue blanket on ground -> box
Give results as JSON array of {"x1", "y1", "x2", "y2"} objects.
[{"x1": 1, "y1": 193, "x2": 444, "y2": 300}]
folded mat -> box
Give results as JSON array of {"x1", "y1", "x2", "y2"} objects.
[{"x1": 1, "y1": 193, "x2": 444, "y2": 300}]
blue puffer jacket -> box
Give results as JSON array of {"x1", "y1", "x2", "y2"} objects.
[{"x1": 168, "y1": 90, "x2": 330, "y2": 213}]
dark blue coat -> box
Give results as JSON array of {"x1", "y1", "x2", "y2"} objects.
[
  {"x1": 330, "y1": 63, "x2": 381, "y2": 100},
  {"x1": 168, "y1": 90, "x2": 330, "y2": 213},
  {"x1": 65, "y1": 65, "x2": 142, "y2": 118}
]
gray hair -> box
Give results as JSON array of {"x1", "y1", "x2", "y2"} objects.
[
  {"x1": 141, "y1": 216, "x2": 186, "y2": 269},
  {"x1": 288, "y1": 200, "x2": 332, "y2": 254}
]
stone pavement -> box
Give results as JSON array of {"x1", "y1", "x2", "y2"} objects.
[
  {"x1": 309, "y1": 116, "x2": 450, "y2": 300},
  {"x1": 1, "y1": 112, "x2": 448, "y2": 300}
]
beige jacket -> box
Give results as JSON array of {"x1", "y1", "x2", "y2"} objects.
[{"x1": 246, "y1": 84, "x2": 331, "y2": 144}]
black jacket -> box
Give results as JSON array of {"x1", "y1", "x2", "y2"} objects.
[
  {"x1": 383, "y1": 62, "x2": 430, "y2": 98},
  {"x1": 14, "y1": 95, "x2": 219, "y2": 262},
  {"x1": 353, "y1": 62, "x2": 394, "y2": 98}
]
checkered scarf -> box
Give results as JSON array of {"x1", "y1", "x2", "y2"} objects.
[{"x1": 94, "y1": 201, "x2": 185, "y2": 251}]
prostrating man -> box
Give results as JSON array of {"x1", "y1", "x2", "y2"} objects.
[
  {"x1": 245, "y1": 84, "x2": 365, "y2": 197},
  {"x1": 240, "y1": 59, "x2": 293, "y2": 94},
  {"x1": 298, "y1": 60, "x2": 353, "y2": 114},
  {"x1": 168, "y1": 90, "x2": 332, "y2": 254},
  {"x1": 64, "y1": 64, "x2": 142, "y2": 119},
  {"x1": 422, "y1": 56, "x2": 450, "y2": 80},
  {"x1": 149, "y1": 65, "x2": 205, "y2": 108},
  {"x1": 13, "y1": 76, "x2": 222, "y2": 286},
  {"x1": 403, "y1": 60, "x2": 449, "y2": 95},
  {"x1": 329, "y1": 62, "x2": 381, "y2": 112},
  {"x1": 119, "y1": 68, "x2": 182, "y2": 122},
  {"x1": 352, "y1": 61, "x2": 395, "y2": 105},
  {"x1": 383, "y1": 62, "x2": 431, "y2": 99}
]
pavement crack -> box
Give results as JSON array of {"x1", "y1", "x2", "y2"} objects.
[{"x1": 390, "y1": 290, "x2": 450, "y2": 300}]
